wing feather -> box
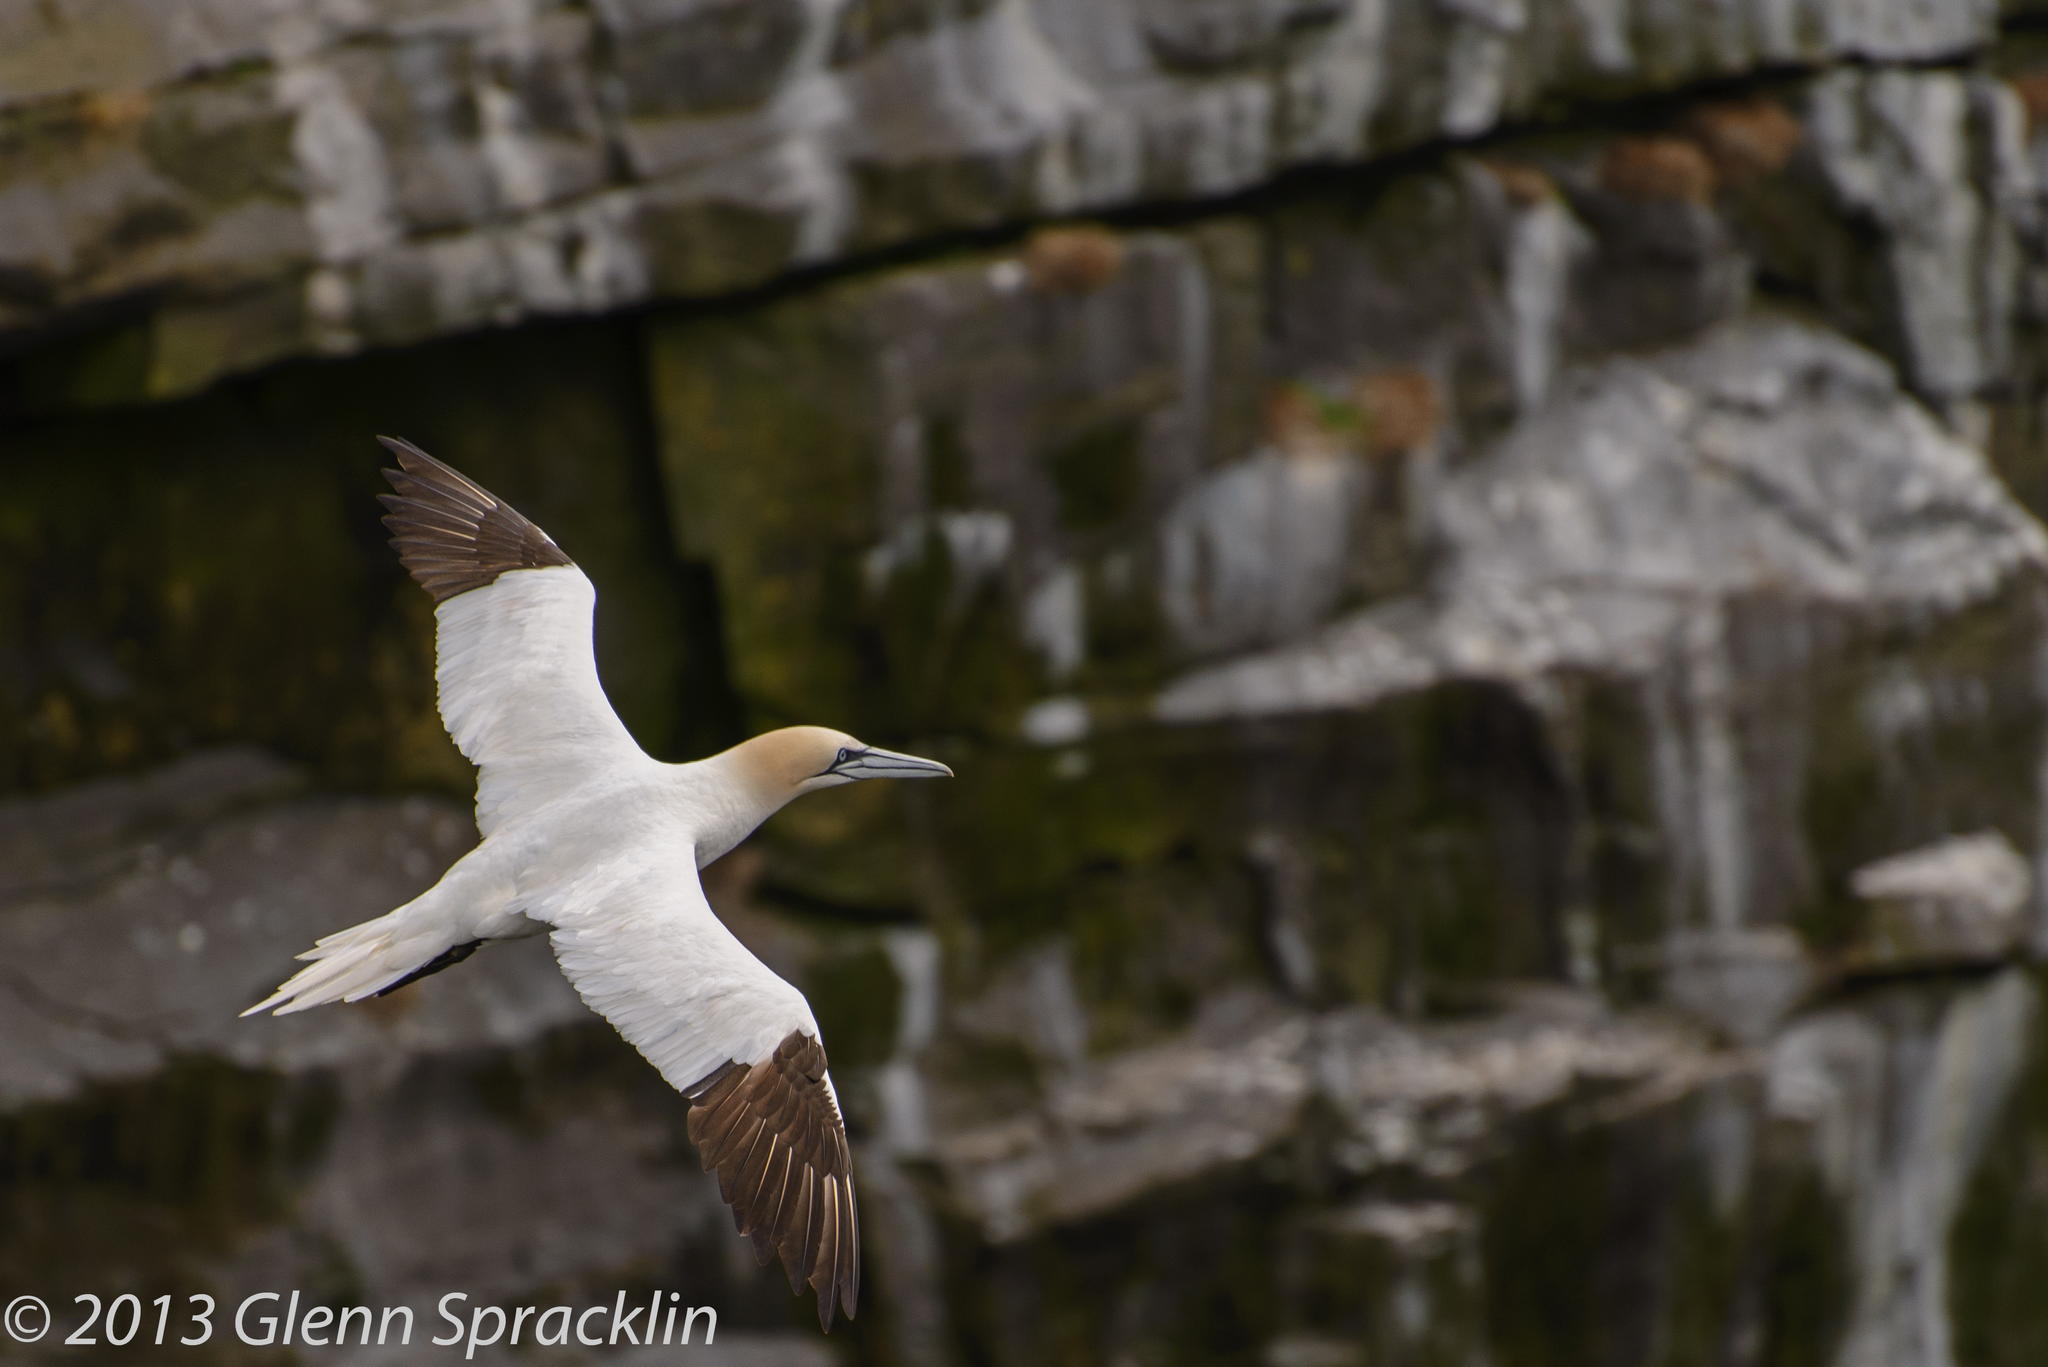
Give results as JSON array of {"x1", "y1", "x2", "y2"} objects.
[
  {"x1": 534, "y1": 849, "x2": 860, "y2": 1330},
  {"x1": 815, "y1": 1179, "x2": 841, "y2": 1329},
  {"x1": 780, "y1": 1170, "x2": 815, "y2": 1295},
  {"x1": 374, "y1": 438, "x2": 648, "y2": 833}
]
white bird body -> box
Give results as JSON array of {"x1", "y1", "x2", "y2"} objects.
[{"x1": 243, "y1": 443, "x2": 952, "y2": 1330}]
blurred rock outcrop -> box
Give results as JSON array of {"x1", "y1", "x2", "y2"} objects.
[{"x1": 12, "y1": 4, "x2": 2048, "y2": 1366}]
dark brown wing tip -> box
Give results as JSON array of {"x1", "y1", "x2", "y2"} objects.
[
  {"x1": 376, "y1": 436, "x2": 489, "y2": 502},
  {"x1": 372, "y1": 436, "x2": 573, "y2": 604},
  {"x1": 683, "y1": 1034, "x2": 860, "y2": 1332}
]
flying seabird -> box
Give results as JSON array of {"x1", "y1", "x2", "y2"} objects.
[{"x1": 243, "y1": 438, "x2": 952, "y2": 1330}]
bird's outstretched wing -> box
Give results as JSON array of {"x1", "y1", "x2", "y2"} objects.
[
  {"x1": 532, "y1": 847, "x2": 860, "y2": 1330},
  {"x1": 376, "y1": 437, "x2": 648, "y2": 834}
]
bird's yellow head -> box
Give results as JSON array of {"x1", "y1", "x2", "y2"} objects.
[{"x1": 730, "y1": 725, "x2": 953, "y2": 803}]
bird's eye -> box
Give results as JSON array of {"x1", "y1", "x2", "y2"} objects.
[{"x1": 835, "y1": 747, "x2": 852, "y2": 766}]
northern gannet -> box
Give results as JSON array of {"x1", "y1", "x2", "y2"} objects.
[{"x1": 243, "y1": 438, "x2": 952, "y2": 1329}]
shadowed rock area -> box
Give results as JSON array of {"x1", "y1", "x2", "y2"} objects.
[{"x1": 12, "y1": 4, "x2": 2048, "y2": 1366}]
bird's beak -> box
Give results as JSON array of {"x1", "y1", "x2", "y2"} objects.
[{"x1": 831, "y1": 746, "x2": 954, "y2": 781}]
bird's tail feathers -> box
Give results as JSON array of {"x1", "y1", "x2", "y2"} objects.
[
  {"x1": 301, "y1": 916, "x2": 396, "y2": 958},
  {"x1": 241, "y1": 905, "x2": 464, "y2": 1016},
  {"x1": 243, "y1": 844, "x2": 514, "y2": 1017}
]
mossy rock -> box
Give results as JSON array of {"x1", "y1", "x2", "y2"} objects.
[
  {"x1": 650, "y1": 303, "x2": 884, "y2": 727},
  {"x1": 1479, "y1": 1077, "x2": 1849, "y2": 1367},
  {"x1": 636, "y1": 192, "x2": 807, "y2": 297},
  {"x1": 1950, "y1": 966, "x2": 2048, "y2": 1366},
  {"x1": 646, "y1": 234, "x2": 1234, "y2": 736},
  {"x1": 941, "y1": 1171, "x2": 1298, "y2": 1367},
  {"x1": 785, "y1": 932, "x2": 904, "y2": 1071},
  {"x1": 138, "y1": 73, "x2": 297, "y2": 209},
  {"x1": 0, "y1": 1055, "x2": 340, "y2": 1324},
  {"x1": 0, "y1": 316, "x2": 706, "y2": 793},
  {"x1": 1796, "y1": 586, "x2": 2045, "y2": 958},
  {"x1": 904, "y1": 689, "x2": 1572, "y2": 1045}
]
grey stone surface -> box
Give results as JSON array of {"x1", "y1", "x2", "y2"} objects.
[
  {"x1": 0, "y1": 748, "x2": 587, "y2": 1105},
  {"x1": 938, "y1": 1005, "x2": 1316, "y2": 1240}
]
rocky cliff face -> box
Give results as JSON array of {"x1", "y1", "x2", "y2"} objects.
[
  {"x1": 2, "y1": 0, "x2": 2043, "y2": 404},
  {"x1": 10, "y1": 3, "x2": 2048, "y2": 1366}
]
